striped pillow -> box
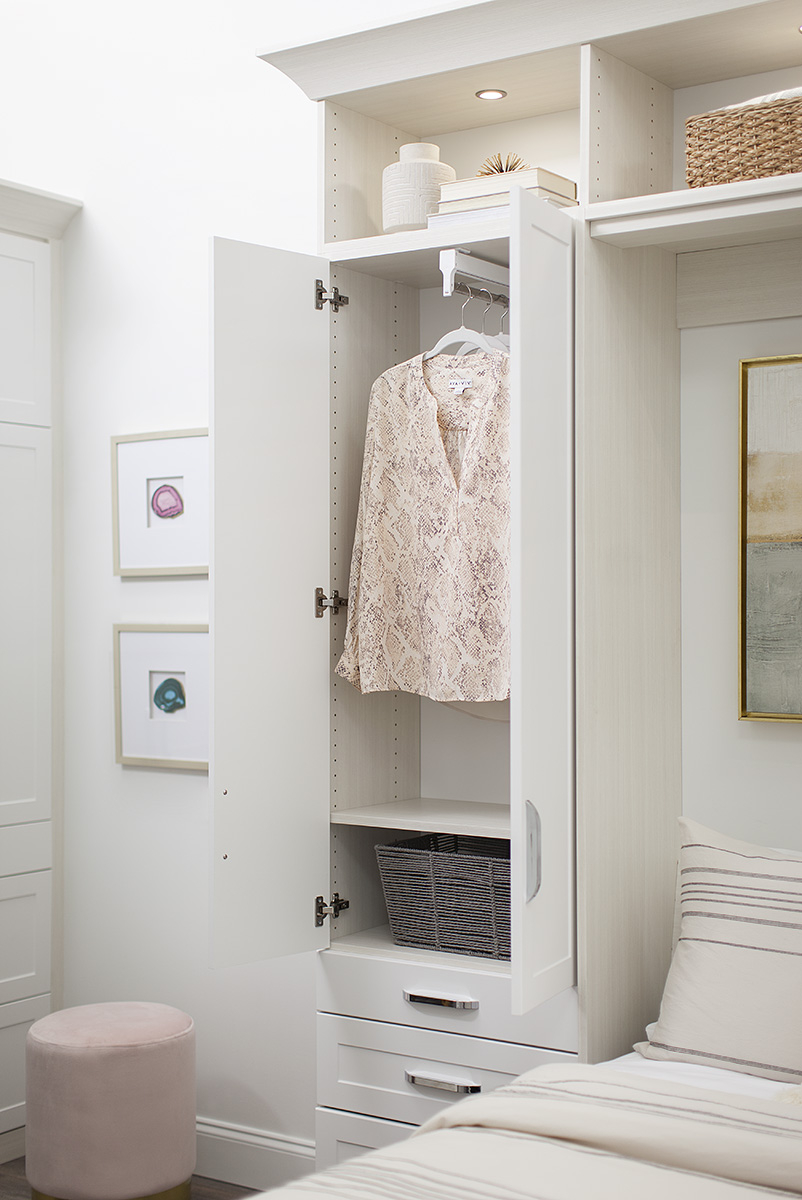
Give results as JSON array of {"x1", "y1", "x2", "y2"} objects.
[{"x1": 636, "y1": 818, "x2": 802, "y2": 1083}]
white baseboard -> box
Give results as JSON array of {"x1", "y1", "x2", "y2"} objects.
[
  {"x1": 195, "y1": 1117, "x2": 315, "y2": 1192},
  {"x1": 0, "y1": 1126, "x2": 25, "y2": 1165}
]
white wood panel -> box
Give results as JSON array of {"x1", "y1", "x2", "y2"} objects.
[
  {"x1": 211, "y1": 238, "x2": 330, "y2": 966},
  {"x1": 575, "y1": 227, "x2": 681, "y2": 1062},
  {"x1": 0, "y1": 823, "x2": 51, "y2": 877},
  {"x1": 331, "y1": 798, "x2": 508, "y2": 837},
  {"x1": 588, "y1": 172, "x2": 802, "y2": 251},
  {"x1": 510, "y1": 189, "x2": 575, "y2": 1016},
  {"x1": 677, "y1": 238, "x2": 802, "y2": 328},
  {"x1": 0, "y1": 179, "x2": 80, "y2": 241},
  {"x1": 323, "y1": 104, "x2": 413, "y2": 243},
  {"x1": 0, "y1": 425, "x2": 52, "y2": 827},
  {"x1": 315, "y1": 1108, "x2": 412, "y2": 1170},
  {"x1": 317, "y1": 1013, "x2": 571, "y2": 1125},
  {"x1": 0, "y1": 873, "x2": 51, "y2": 1005},
  {"x1": 258, "y1": 0, "x2": 782, "y2": 116},
  {"x1": 0, "y1": 232, "x2": 51, "y2": 426},
  {"x1": 580, "y1": 44, "x2": 673, "y2": 204},
  {"x1": 0, "y1": 994, "x2": 50, "y2": 1136},
  {"x1": 327, "y1": 228, "x2": 509, "y2": 288}
]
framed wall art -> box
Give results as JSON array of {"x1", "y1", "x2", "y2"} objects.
[
  {"x1": 114, "y1": 624, "x2": 209, "y2": 769},
  {"x1": 740, "y1": 354, "x2": 802, "y2": 720},
  {"x1": 111, "y1": 429, "x2": 208, "y2": 577}
]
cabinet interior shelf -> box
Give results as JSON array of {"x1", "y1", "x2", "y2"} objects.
[
  {"x1": 331, "y1": 797, "x2": 509, "y2": 838},
  {"x1": 331, "y1": 923, "x2": 512, "y2": 975},
  {"x1": 326, "y1": 223, "x2": 510, "y2": 287}
]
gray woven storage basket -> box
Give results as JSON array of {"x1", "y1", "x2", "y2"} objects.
[
  {"x1": 686, "y1": 93, "x2": 802, "y2": 187},
  {"x1": 375, "y1": 833, "x2": 510, "y2": 960}
]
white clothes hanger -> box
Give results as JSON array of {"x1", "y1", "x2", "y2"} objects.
[{"x1": 423, "y1": 287, "x2": 498, "y2": 360}]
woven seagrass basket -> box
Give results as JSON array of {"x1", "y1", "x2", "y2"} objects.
[
  {"x1": 375, "y1": 833, "x2": 511, "y2": 960},
  {"x1": 686, "y1": 93, "x2": 802, "y2": 187}
]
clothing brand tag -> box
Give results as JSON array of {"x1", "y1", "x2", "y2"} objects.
[{"x1": 448, "y1": 377, "x2": 472, "y2": 394}]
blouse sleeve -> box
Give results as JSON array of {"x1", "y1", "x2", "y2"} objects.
[{"x1": 334, "y1": 382, "x2": 379, "y2": 690}]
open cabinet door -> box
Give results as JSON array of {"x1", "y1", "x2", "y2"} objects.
[
  {"x1": 211, "y1": 237, "x2": 331, "y2": 966},
  {"x1": 510, "y1": 189, "x2": 576, "y2": 1014}
]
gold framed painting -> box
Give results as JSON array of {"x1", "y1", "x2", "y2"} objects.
[{"x1": 740, "y1": 354, "x2": 802, "y2": 720}]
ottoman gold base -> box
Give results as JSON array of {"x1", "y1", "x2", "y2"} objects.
[{"x1": 31, "y1": 1180, "x2": 192, "y2": 1200}]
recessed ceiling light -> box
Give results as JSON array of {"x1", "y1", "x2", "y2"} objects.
[{"x1": 476, "y1": 89, "x2": 507, "y2": 101}]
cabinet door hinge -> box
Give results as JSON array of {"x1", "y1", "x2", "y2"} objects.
[
  {"x1": 315, "y1": 893, "x2": 350, "y2": 926},
  {"x1": 315, "y1": 279, "x2": 349, "y2": 312},
  {"x1": 315, "y1": 586, "x2": 348, "y2": 618}
]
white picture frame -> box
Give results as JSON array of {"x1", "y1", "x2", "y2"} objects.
[
  {"x1": 113, "y1": 624, "x2": 209, "y2": 771},
  {"x1": 111, "y1": 429, "x2": 208, "y2": 577}
]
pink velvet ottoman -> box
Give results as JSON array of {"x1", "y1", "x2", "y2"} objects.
[{"x1": 25, "y1": 1002, "x2": 196, "y2": 1200}]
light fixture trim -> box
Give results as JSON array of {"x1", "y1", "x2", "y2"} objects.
[{"x1": 475, "y1": 88, "x2": 507, "y2": 100}]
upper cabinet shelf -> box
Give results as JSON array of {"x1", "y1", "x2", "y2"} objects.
[
  {"x1": 587, "y1": 172, "x2": 802, "y2": 252},
  {"x1": 326, "y1": 221, "x2": 510, "y2": 287}
]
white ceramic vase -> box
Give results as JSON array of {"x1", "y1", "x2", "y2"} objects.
[{"x1": 382, "y1": 143, "x2": 456, "y2": 233}]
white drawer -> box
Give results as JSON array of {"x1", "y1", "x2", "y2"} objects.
[
  {"x1": 315, "y1": 1106, "x2": 413, "y2": 1171},
  {"x1": 318, "y1": 1012, "x2": 573, "y2": 1126},
  {"x1": 318, "y1": 947, "x2": 578, "y2": 1051}
]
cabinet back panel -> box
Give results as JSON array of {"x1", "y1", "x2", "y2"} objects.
[
  {"x1": 677, "y1": 238, "x2": 802, "y2": 328},
  {"x1": 324, "y1": 104, "x2": 414, "y2": 244},
  {"x1": 330, "y1": 267, "x2": 420, "y2": 814}
]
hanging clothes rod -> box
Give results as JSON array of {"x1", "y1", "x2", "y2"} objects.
[
  {"x1": 439, "y1": 248, "x2": 510, "y2": 299},
  {"x1": 452, "y1": 280, "x2": 508, "y2": 308}
]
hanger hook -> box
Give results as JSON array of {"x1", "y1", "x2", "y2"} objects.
[
  {"x1": 460, "y1": 285, "x2": 474, "y2": 323},
  {"x1": 479, "y1": 288, "x2": 493, "y2": 334},
  {"x1": 500, "y1": 303, "x2": 509, "y2": 334}
]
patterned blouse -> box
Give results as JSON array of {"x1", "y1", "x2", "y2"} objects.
[{"x1": 336, "y1": 350, "x2": 510, "y2": 702}]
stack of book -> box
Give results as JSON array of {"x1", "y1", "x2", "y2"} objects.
[{"x1": 427, "y1": 167, "x2": 577, "y2": 229}]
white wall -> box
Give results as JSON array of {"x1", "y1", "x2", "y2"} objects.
[
  {"x1": 682, "y1": 316, "x2": 802, "y2": 852},
  {"x1": 0, "y1": 0, "x2": 480, "y2": 1189}
]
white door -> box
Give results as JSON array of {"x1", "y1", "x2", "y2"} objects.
[
  {"x1": 211, "y1": 238, "x2": 331, "y2": 966},
  {"x1": 509, "y1": 188, "x2": 576, "y2": 1014},
  {"x1": 0, "y1": 424, "x2": 52, "y2": 827},
  {"x1": 0, "y1": 231, "x2": 51, "y2": 427}
]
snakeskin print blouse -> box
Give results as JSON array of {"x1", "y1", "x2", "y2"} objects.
[{"x1": 336, "y1": 350, "x2": 510, "y2": 702}]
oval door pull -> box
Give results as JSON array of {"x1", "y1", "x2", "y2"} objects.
[
  {"x1": 405, "y1": 1070, "x2": 481, "y2": 1094},
  {"x1": 403, "y1": 990, "x2": 479, "y2": 1010}
]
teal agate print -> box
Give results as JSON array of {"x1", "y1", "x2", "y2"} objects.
[{"x1": 741, "y1": 355, "x2": 802, "y2": 719}]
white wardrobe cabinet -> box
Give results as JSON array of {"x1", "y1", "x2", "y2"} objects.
[{"x1": 214, "y1": 0, "x2": 802, "y2": 1165}]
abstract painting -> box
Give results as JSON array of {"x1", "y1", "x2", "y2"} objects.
[{"x1": 740, "y1": 354, "x2": 802, "y2": 720}]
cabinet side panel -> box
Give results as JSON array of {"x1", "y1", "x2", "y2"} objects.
[
  {"x1": 677, "y1": 238, "x2": 802, "y2": 328},
  {"x1": 329, "y1": 266, "x2": 420, "y2": 821},
  {"x1": 580, "y1": 44, "x2": 673, "y2": 203},
  {"x1": 575, "y1": 232, "x2": 681, "y2": 1061},
  {"x1": 323, "y1": 103, "x2": 413, "y2": 243}
]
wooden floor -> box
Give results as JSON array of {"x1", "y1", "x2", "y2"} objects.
[{"x1": 0, "y1": 1158, "x2": 260, "y2": 1199}]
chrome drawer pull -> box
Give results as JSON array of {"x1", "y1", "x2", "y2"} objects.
[
  {"x1": 403, "y1": 990, "x2": 479, "y2": 1010},
  {"x1": 405, "y1": 1070, "x2": 481, "y2": 1095}
]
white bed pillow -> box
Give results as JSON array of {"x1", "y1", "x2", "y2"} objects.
[{"x1": 635, "y1": 818, "x2": 802, "y2": 1084}]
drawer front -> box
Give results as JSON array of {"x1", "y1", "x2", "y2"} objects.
[
  {"x1": 315, "y1": 1106, "x2": 413, "y2": 1171},
  {"x1": 318, "y1": 1013, "x2": 573, "y2": 1125},
  {"x1": 318, "y1": 949, "x2": 578, "y2": 1051}
]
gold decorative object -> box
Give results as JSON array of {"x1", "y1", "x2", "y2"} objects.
[{"x1": 476, "y1": 152, "x2": 531, "y2": 176}]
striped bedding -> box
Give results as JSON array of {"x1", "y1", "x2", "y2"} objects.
[{"x1": 270, "y1": 1064, "x2": 802, "y2": 1198}]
